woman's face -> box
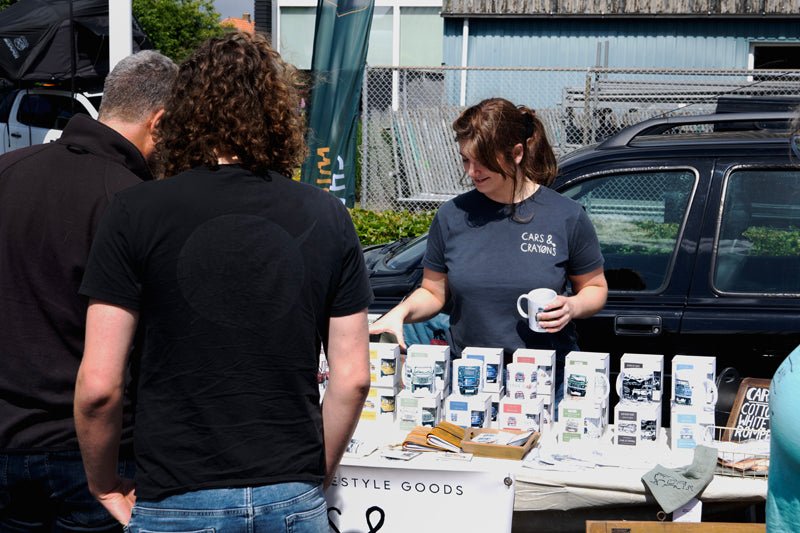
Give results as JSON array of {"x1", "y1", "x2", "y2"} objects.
[{"x1": 459, "y1": 141, "x2": 512, "y2": 201}]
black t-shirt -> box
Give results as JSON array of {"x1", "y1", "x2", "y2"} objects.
[{"x1": 80, "y1": 165, "x2": 373, "y2": 500}]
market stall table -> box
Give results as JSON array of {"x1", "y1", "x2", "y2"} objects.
[{"x1": 326, "y1": 429, "x2": 767, "y2": 533}]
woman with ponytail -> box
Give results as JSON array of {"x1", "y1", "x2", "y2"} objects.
[{"x1": 371, "y1": 98, "x2": 607, "y2": 393}]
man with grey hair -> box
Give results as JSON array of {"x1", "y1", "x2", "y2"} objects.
[{"x1": 0, "y1": 49, "x2": 177, "y2": 532}]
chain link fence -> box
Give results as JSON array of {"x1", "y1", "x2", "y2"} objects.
[{"x1": 360, "y1": 66, "x2": 800, "y2": 212}]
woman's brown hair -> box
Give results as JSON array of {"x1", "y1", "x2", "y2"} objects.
[
  {"x1": 156, "y1": 32, "x2": 307, "y2": 178},
  {"x1": 453, "y1": 98, "x2": 557, "y2": 197}
]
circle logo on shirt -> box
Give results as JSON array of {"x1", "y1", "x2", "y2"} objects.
[{"x1": 177, "y1": 214, "x2": 309, "y2": 330}]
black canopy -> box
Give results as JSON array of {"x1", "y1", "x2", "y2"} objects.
[{"x1": 0, "y1": 0, "x2": 150, "y2": 89}]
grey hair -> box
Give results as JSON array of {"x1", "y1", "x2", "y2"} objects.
[{"x1": 99, "y1": 50, "x2": 178, "y2": 123}]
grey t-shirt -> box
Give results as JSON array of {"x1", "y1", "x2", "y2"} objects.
[{"x1": 423, "y1": 187, "x2": 603, "y2": 360}]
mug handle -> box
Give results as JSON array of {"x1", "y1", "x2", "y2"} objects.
[
  {"x1": 705, "y1": 379, "x2": 719, "y2": 406},
  {"x1": 597, "y1": 373, "x2": 611, "y2": 402},
  {"x1": 615, "y1": 373, "x2": 622, "y2": 397},
  {"x1": 516, "y1": 294, "x2": 529, "y2": 318}
]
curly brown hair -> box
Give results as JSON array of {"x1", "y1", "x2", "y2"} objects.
[{"x1": 156, "y1": 32, "x2": 307, "y2": 178}]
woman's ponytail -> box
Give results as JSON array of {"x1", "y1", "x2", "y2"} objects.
[{"x1": 518, "y1": 106, "x2": 557, "y2": 187}]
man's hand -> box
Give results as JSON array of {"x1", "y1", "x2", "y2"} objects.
[{"x1": 95, "y1": 477, "x2": 136, "y2": 525}]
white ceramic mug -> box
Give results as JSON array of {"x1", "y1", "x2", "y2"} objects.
[
  {"x1": 565, "y1": 369, "x2": 610, "y2": 403},
  {"x1": 673, "y1": 369, "x2": 718, "y2": 407},
  {"x1": 516, "y1": 288, "x2": 557, "y2": 333}
]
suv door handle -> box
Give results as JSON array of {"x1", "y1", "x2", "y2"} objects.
[
  {"x1": 615, "y1": 315, "x2": 662, "y2": 336},
  {"x1": 10, "y1": 133, "x2": 21, "y2": 138}
]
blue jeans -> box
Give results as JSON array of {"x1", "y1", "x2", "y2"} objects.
[
  {"x1": 0, "y1": 450, "x2": 135, "y2": 532},
  {"x1": 125, "y1": 482, "x2": 329, "y2": 533}
]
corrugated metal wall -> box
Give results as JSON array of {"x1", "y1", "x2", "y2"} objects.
[
  {"x1": 443, "y1": 0, "x2": 795, "y2": 16},
  {"x1": 443, "y1": 18, "x2": 800, "y2": 68}
]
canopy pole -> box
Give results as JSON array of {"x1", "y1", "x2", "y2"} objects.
[
  {"x1": 69, "y1": 0, "x2": 75, "y2": 103},
  {"x1": 109, "y1": 0, "x2": 132, "y2": 72}
]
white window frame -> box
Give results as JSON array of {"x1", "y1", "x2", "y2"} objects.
[{"x1": 276, "y1": 0, "x2": 443, "y2": 109}]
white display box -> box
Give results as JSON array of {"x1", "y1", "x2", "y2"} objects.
[
  {"x1": 498, "y1": 397, "x2": 543, "y2": 432},
  {"x1": 671, "y1": 355, "x2": 717, "y2": 409},
  {"x1": 512, "y1": 348, "x2": 556, "y2": 396},
  {"x1": 396, "y1": 389, "x2": 442, "y2": 431},
  {"x1": 445, "y1": 392, "x2": 491, "y2": 429},
  {"x1": 508, "y1": 387, "x2": 537, "y2": 401},
  {"x1": 369, "y1": 342, "x2": 401, "y2": 388},
  {"x1": 564, "y1": 351, "x2": 610, "y2": 406},
  {"x1": 614, "y1": 402, "x2": 661, "y2": 447},
  {"x1": 463, "y1": 346, "x2": 504, "y2": 393},
  {"x1": 505, "y1": 362, "x2": 537, "y2": 400},
  {"x1": 558, "y1": 398, "x2": 607, "y2": 443},
  {"x1": 360, "y1": 384, "x2": 401, "y2": 425},
  {"x1": 406, "y1": 344, "x2": 450, "y2": 395},
  {"x1": 670, "y1": 404, "x2": 715, "y2": 459},
  {"x1": 318, "y1": 349, "x2": 329, "y2": 401},
  {"x1": 618, "y1": 353, "x2": 664, "y2": 404},
  {"x1": 672, "y1": 354, "x2": 716, "y2": 381},
  {"x1": 487, "y1": 388, "x2": 505, "y2": 427},
  {"x1": 452, "y1": 358, "x2": 484, "y2": 397},
  {"x1": 565, "y1": 350, "x2": 610, "y2": 374},
  {"x1": 540, "y1": 393, "x2": 554, "y2": 431}
]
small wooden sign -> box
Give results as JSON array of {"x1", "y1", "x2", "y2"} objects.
[{"x1": 723, "y1": 377, "x2": 771, "y2": 441}]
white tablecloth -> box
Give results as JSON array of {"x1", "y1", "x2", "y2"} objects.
[
  {"x1": 513, "y1": 465, "x2": 766, "y2": 512},
  {"x1": 344, "y1": 426, "x2": 767, "y2": 513}
]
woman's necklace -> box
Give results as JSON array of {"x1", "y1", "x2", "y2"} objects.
[{"x1": 514, "y1": 182, "x2": 539, "y2": 203}]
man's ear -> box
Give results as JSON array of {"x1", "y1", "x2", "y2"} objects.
[{"x1": 148, "y1": 108, "x2": 165, "y2": 133}]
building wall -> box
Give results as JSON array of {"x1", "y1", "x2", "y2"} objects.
[
  {"x1": 275, "y1": 0, "x2": 443, "y2": 70},
  {"x1": 443, "y1": 18, "x2": 800, "y2": 69}
]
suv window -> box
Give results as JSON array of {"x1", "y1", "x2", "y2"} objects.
[
  {"x1": 0, "y1": 90, "x2": 17, "y2": 123},
  {"x1": 714, "y1": 168, "x2": 800, "y2": 295},
  {"x1": 17, "y1": 93, "x2": 90, "y2": 130},
  {"x1": 561, "y1": 170, "x2": 695, "y2": 291}
]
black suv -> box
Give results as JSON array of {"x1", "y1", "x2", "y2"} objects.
[{"x1": 365, "y1": 112, "x2": 800, "y2": 384}]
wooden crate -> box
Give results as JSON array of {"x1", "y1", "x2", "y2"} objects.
[{"x1": 460, "y1": 428, "x2": 539, "y2": 459}]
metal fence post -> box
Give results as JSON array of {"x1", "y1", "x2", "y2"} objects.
[{"x1": 360, "y1": 65, "x2": 370, "y2": 209}]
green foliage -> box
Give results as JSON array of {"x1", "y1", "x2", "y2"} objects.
[
  {"x1": 0, "y1": 0, "x2": 17, "y2": 10},
  {"x1": 633, "y1": 220, "x2": 679, "y2": 241},
  {"x1": 132, "y1": 0, "x2": 225, "y2": 62},
  {"x1": 349, "y1": 209, "x2": 435, "y2": 246},
  {"x1": 595, "y1": 219, "x2": 680, "y2": 255},
  {"x1": 742, "y1": 226, "x2": 800, "y2": 256}
]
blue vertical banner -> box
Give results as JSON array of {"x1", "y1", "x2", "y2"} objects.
[{"x1": 301, "y1": 0, "x2": 374, "y2": 207}]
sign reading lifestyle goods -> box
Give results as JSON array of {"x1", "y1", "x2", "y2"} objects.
[
  {"x1": 724, "y1": 377, "x2": 771, "y2": 441},
  {"x1": 326, "y1": 464, "x2": 514, "y2": 532}
]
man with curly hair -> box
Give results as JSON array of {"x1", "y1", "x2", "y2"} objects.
[
  {"x1": 0, "y1": 50, "x2": 177, "y2": 531},
  {"x1": 74, "y1": 32, "x2": 372, "y2": 530}
]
